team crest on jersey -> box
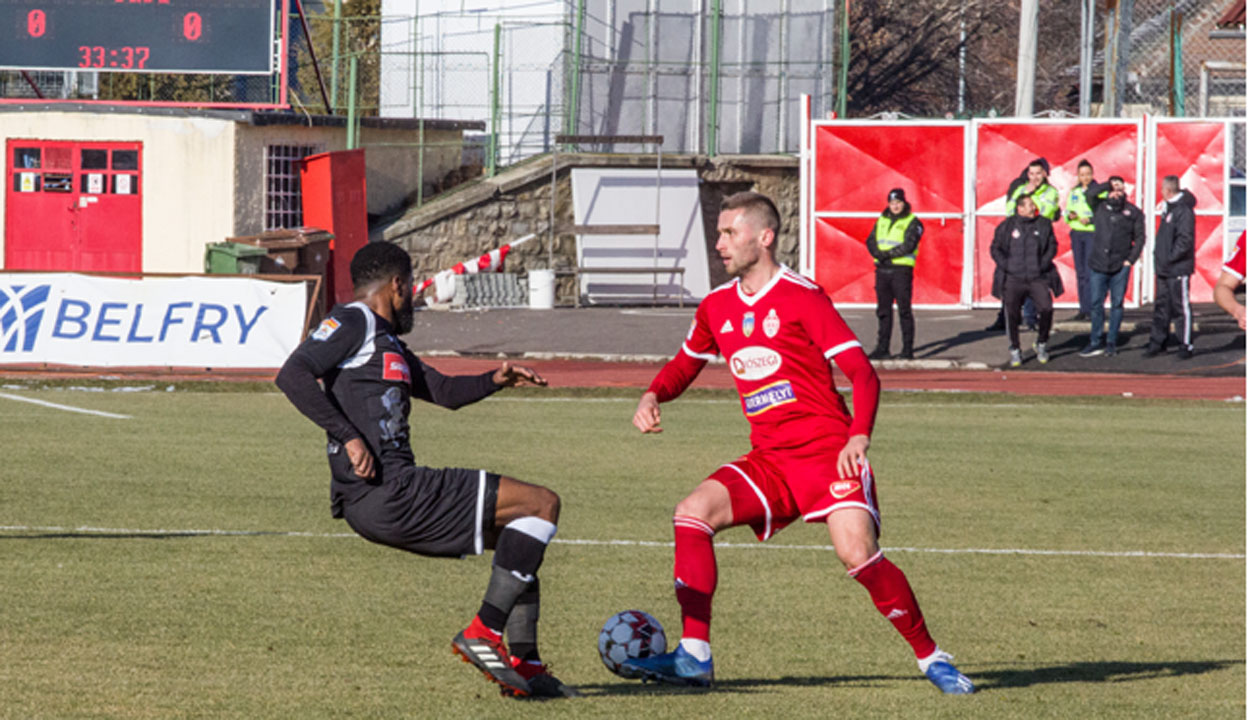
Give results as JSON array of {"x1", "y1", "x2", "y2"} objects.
[
  {"x1": 720, "y1": 319, "x2": 734, "y2": 334},
  {"x1": 382, "y1": 352, "x2": 411, "y2": 383},
  {"x1": 763, "y1": 308, "x2": 780, "y2": 338},
  {"x1": 742, "y1": 380, "x2": 796, "y2": 416},
  {"x1": 742, "y1": 311, "x2": 755, "y2": 338},
  {"x1": 311, "y1": 317, "x2": 340, "y2": 341},
  {"x1": 829, "y1": 479, "x2": 861, "y2": 499}
]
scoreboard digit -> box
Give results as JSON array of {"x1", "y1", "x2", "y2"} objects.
[{"x1": 0, "y1": 0, "x2": 275, "y2": 74}]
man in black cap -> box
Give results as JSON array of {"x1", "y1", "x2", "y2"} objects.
[{"x1": 865, "y1": 188, "x2": 923, "y2": 359}]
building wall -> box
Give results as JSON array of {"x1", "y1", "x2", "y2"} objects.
[
  {"x1": 0, "y1": 110, "x2": 237, "y2": 273},
  {"x1": 233, "y1": 123, "x2": 465, "y2": 235}
]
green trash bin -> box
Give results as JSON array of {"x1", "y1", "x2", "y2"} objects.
[{"x1": 204, "y1": 242, "x2": 269, "y2": 274}]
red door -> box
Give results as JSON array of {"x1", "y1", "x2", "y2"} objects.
[{"x1": 5, "y1": 140, "x2": 142, "y2": 272}]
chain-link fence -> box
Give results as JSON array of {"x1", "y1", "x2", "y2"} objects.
[
  {"x1": 1121, "y1": 0, "x2": 1246, "y2": 117},
  {"x1": 2, "y1": 0, "x2": 1242, "y2": 159}
]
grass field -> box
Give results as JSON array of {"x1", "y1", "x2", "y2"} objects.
[{"x1": 0, "y1": 383, "x2": 1244, "y2": 719}]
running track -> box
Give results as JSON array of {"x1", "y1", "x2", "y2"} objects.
[{"x1": 422, "y1": 357, "x2": 1247, "y2": 402}]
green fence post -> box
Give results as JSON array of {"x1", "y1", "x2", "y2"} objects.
[
  {"x1": 489, "y1": 22, "x2": 501, "y2": 177},
  {"x1": 347, "y1": 55, "x2": 358, "y2": 150},
  {"x1": 565, "y1": 0, "x2": 585, "y2": 145},
  {"x1": 837, "y1": 0, "x2": 849, "y2": 118},
  {"x1": 706, "y1": 0, "x2": 722, "y2": 157}
]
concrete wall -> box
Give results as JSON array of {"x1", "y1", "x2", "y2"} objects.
[
  {"x1": 233, "y1": 123, "x2": 465, "y2": 235},
  {"x1": 0, "y1": 110, "x2": 238, "y2": 273},
  {"x1": 382, "y1": 153, "x2": 800, "y2": 302}
]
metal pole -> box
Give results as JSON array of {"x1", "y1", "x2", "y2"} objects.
[
  {"x1": 1170, "y1": 6, "x2": 1185, "y2": 116},
  {"x1": 958, "y1": 0, "x2": 966, "y2": 116},
  {"x1": 1079, "y1": 0, "x2": 1093, "y2": 116},
  {"x1": 706, "y1": 0, "x2": 722, "y2": 157},
  {"x1": 347, "y1": 55, "x2": 358, "y2": 150},
  {"x1": 654, "y1": 139, "x2": 662, "y2": 304},
  {"x1": 330, "y1": 0, "x2": 341, "y2": 112},
  {"x1": 837, "y1": 0, "x2": 849, "y2": 117},
  {"x1": 417, "y1": 14, "x2": 425, "y2": 206},
  {"x1": 565, "y1": 0, "x2": 586, "y2": 143},
  {"x1": 489, "y1": 22, "x2": 501, "y2": 177},
  {"x1": 1015, "y1": 0, "x2": 1039, "y2": 116}
]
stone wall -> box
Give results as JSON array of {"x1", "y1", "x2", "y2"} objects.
[{"x1": 380, "y1": 154, "x2": 800, "y2": 302}]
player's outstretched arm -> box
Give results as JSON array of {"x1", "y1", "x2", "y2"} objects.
[
  {"x1": 1213, "y1": 272, "x2": 1246, "y2": 329},
  {"x1": 493, "y1": 361, "x2": 548, "y2": 387},
  {"x1": 633, "y1": 391, "x2": 663, "y2": 434}
]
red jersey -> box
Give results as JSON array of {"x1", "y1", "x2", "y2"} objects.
[
  {"x1": 648, "y1": 266, "x2": 879, "y2": 450},
  {"x1": 1222, "y1": 232, "x2": 1246, "y2": 281}
]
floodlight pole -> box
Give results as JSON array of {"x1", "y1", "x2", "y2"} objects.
[{"x1": 1014, "y1": 0, "x2": 1039, "y2": 116}]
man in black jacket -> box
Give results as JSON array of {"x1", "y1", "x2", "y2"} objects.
[
  {"x1": 275, "y1": 242, "x2": 576, "y2": 699},
  {"x1": 1146, "y1": 176, "x2": 1198, "y2": 358},
  {"x1": 990, "y1": 195, "x2": 1064, "y2": 367},
  {"x1": 866, "y1": 188, "x2": 923, "y2": 359},
  {"x1": 1078, "y1": 176, "x2": 1145, "y2": 357}
]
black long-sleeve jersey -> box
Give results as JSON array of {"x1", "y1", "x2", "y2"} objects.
[{"x1": 276, "y1": 301, "x2": 500, "y2": 516}]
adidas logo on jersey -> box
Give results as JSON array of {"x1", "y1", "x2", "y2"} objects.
[
  {"x1": 886, "y1": 609, "x2": 908, "y2": 621},
  {"x1": 720, "y1": 319, "x2": 733, "y2": 334}
]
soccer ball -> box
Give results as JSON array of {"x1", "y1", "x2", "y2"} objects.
[{"x1": 598, "y1": 610, "x2": 667, "y2": 677}]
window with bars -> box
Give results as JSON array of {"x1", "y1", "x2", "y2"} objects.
[{"x1": 265, "y1": 144, "x2": 319, "y2": 229}]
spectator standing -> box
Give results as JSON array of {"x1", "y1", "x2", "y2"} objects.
[
  {"x1": 866, "y1": 188, "x2": 923, "y2": 360},
  {"x1": 1064, "y1": 160, "x2": 1099, "y2": 322},
  {"x1": 987, "y1": 158, "x2": 1059, "y2": 331},
  {"x1": 990, "y1": 195, "x2": 1063, "y2": 367},
  {"x1": 1146, "y1": 176, "x2": 1197, "y2": 358},
  {"x1": 1078, "y1": 176, "x2": 1144, "y2": 358}
]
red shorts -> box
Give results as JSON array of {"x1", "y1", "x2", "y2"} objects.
[{"x1": 708, "y1": 438, "x2": 881, "y2": 542}]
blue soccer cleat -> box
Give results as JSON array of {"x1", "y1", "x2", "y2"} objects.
[
  {"x1": 621, "y1": 645, "x2": 714, "y2": 687},
  {"x1": 921, "y1": 651, "x2": 976, "y2": 695}
]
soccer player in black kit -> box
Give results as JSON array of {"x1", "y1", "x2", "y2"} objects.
[{"x1": 276, "y1": 242, "x2": 575, "y2": 699}]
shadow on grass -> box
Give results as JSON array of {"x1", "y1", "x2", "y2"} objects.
[{"x1": 570, "y1": 659, "x2": 1243, "y2": 696}]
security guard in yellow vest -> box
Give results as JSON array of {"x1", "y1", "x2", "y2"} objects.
[
  {"x1": 866, "y1": 188, "x2": 923, "y2": 359},
  {"x1": 1064, "y1": 159, "x2": 1099, "y2": 321}
]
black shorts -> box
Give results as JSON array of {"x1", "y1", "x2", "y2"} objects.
[{"x1": 342, "y1": 466, "x2": 500, "y2": 558}]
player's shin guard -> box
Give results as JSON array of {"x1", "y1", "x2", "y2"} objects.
[
  {"x1": 849, "y1": 551, "x2": 938, "y2": 659},
  {"x1": 673, "y1": 515, "x2": 717, "y2": 643},
  {"x1": 505, "y1": 580, "x2": 540, "y2": 663},
  {"x1": 477, "y1": 517, "x2": 557, "y2": 633}
]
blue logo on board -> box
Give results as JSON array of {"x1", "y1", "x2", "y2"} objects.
[{"x1": 0, "y1": 284, "x2": 51, "y2": 352}]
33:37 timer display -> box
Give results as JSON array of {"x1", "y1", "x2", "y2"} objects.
[{"x1": 24, "y1": 7, "x2": 208, "y2": 69}]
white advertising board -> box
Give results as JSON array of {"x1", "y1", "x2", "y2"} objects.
[{"x1": 0, "y1": 274, "x2": 306, "y2": 368}]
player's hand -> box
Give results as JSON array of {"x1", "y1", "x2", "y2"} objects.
[
  {"x1": 1235, "y1": 305, "x2": 1246, "y2": 330},
  {"x1": 493, "y1": 361, "x2": 548, "y2": 387},
  {"x1": 344, "y1": 437, "x2": 375, "y2": 479},
  {"x1": 633, "y1": 392, "x2": 663, "y2": 434},
  {"x1": 837, "y1": 434, "x2": 871, "y2": 478}
]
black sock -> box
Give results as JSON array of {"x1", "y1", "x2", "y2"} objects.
[
  {"x1": 477, "y1": 519, "x2": 554, "y2": 633},
  {"x1": 506, "y1": 580, "x2": 541, "y2": 662}
]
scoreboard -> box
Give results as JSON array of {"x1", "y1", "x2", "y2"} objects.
[{"x1": 0, "y1": 0, "x2": 275, "y2": 74}]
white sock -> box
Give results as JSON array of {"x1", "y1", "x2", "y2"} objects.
[
  {"x1": 679, "y1": 638, "x2": 712, "y2": 662},
  {"x1": 917, "y1": 648, "x2": 952, "y2": 673}
]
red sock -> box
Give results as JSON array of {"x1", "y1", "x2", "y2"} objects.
[
  {"x1": 850, "y1": 551, "x2": 937, "y2": 659},
  {"x1": 463, "y1": 614, "x2": 503, "y2": 641},
  {"x1": 673, "y1": 515, "x2": 717, "y2": 642}
]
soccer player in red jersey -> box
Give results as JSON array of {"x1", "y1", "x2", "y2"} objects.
[
  {"x1": 1213, "y1": 231, "x2": 1246, "y2": 330},
  {"x1": 622, "y1": 192, "x2": 974, "y2": 694}
]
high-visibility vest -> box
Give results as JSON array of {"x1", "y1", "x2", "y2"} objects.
[
  {"x1": 1067, "y1": 185, "x2": 1096, "y2": 232},
  {"x1": 873, "y1": 214, "x2": 918, "y2": 267},
  {"x1": 1007, "y1": 183, "x2": 1060, "y2": 221}
]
